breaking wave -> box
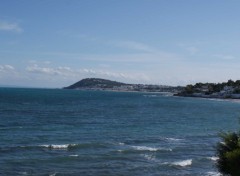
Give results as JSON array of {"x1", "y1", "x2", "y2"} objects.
[
  {"x1": 69, "y1": 154, "x2": 79, "y2": 157},
  {"x1": 207, "y1": 156, "x2": 219, "y2": 161},
  {"x1": 131, "y1": 145, "x2": 172, "y2": 152},
  {"x1": 0, "y1": 142, "x2": 110, "y2": 152},
  {"x1": 164, "y1": 159, "x2": 192, "y2": 167},
  {"x1": 164, "y1": 137, "x2": 184, "y2": 142},
  {"x1": 206, "y1": 171, "x2": 222, "y2": 176},
  {"x1": 40, "y1": 144, "x2": 78, "y2": 150}
]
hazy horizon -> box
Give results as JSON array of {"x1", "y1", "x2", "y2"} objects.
[{"x1": 1, "y1": 1, "x2": 240, "y2": 88}]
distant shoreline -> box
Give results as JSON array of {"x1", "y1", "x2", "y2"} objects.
[
  {"x1": 174, "y1": 94, "x2": 240, "y2": 102},
  {"x1": 65, "y1": 87, "x2": 175, "y2": 95}
]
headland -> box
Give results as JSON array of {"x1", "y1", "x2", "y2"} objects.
[{"x1": 64, "y1": 78, "x2": 183, "y2": 93}]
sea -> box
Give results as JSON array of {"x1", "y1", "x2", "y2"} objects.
[{"x1": 1, "y1": 88, "x2": 240, "y2": 176}]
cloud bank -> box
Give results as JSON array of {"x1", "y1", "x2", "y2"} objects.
[{"x1": 24, "y1": 64, "x2": 150, "y2": 87}]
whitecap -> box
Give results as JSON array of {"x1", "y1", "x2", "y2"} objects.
[
  {"x1": 118, "y1": 142, "x2": 125, "y2": 146},
  {"x1": 132, "y1": 145, "x2": 172, "y2": 152},
  {"x1": 141, "y1": 154, "x2": 156, "y2": 161},
  {"x1": 206, "y1": 171, "x2": 222, "y2": 176},
  {"x1": 165, "y1": 137, "x2": 184, "y2": 142},
  {"x1": 207, "y1": 156, "x2": 219, "y2": 161},
  {"x1": 50, "y1": 144, "x2": 69, "y2": 149},
  {"x1": 40, "y1": 144, "x2": 77, "y2": 149},
  {"x1": 166, "y1": 159, "x2": 192, "y2": 167},
  {"x1": 69, "y1": 154, "x2": 78, "y2": 157}
]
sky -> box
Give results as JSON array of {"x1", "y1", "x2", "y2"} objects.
[{"x1": 1, "y1": 0, "x2": 240, "y2": 88}]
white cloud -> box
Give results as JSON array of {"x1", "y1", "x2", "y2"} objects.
[
  {"x1": 26, "y1": 65, "x2": 73, "y2": 76},
  {"x1": 25, "y1": 64, "x2": 150, "y2": 84},
  {"x1": 0, "y1": 21, "x2": 23, "y2": 33},
  {"x1": 0, "y1": 64, "x2": 15, "y2": 72}
]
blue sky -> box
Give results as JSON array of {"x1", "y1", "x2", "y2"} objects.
[{"x1": 1, "y1": 0, "x2": 240, "y2": 87}]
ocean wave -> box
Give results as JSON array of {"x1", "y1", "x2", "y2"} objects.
[
  {"x1": 172, "y1": 159, "x2": 192, "y2": 167},
  {"x1": 164, "y1": 159, "x2": 192, "y2": 167},
  {"x1": 39, "y1": 142, "x2": 109, "y2": 150},
  {"x1": 1, "y1": 142, "x2": 108, "y2": 152},
  {"x1": 164, "y1": 137, "x2": 184, "y2": 142},
  {"x1": 69, "y1": 154, "x2": 79, "y2": 157},
  {"x1": 141, "y1": 154, "x2": 156, "y2": 161},
  {"x1": 40, "y1": 144, "x2": 77, "y2": 149},
  {"x1": 206, "y1": 171, "x2": 222, "y2": 176},
  {"x1": 116, "y1": 144, "x2": 172, "y2": 153},
  {"x1": 39, "y1": 142, "x2": 113, "y2": 150},
  {"x1": 131, "y1": 145, "x2": 172, "y2": 152},
  {"x1": 206, "y1": 156, "x2": 219, "y2": 161}
]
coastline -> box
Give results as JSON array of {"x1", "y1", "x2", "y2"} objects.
[
  {"x1": 64, "y1": 87, "x2": 176, "y2": 95},
  {"x1": 174, "y1": 94, "x2": 240, "y2": 103}
]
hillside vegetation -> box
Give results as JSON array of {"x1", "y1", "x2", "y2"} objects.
[{"x1": 64, "y1": 78, "x2": 127, "y2": 89}]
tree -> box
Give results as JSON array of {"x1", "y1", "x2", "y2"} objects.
[
  {"x1": 216, "y1": 132, "x2": 240, "y2": 176},
  {"x1": 227, "y1": 79, "x2": 235, "y2": 86},
  {"x1": 185, "y1": 84, "x2": 194, "y2": 94}
]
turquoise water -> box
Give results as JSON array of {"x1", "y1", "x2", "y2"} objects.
[{"x1": 0, "y1": 88, "x2": 240, "y2": 176}]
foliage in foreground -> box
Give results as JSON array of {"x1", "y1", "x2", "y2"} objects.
[{"x1": 216, "y1": 132, "x2": 240, "y2": 176}]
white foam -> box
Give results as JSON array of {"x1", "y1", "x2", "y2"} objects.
[
  {"x1": 165, "y1": 137, "x2": 184, "y2": 142},
  {"x1": 170, "y1": 159, "x2": 192, "y2": 167},
  {"x1": 207, "y1": 156, "x2": 219, "y2": 161},
  {"x1": 50, "y1": 144, "x2": 69, "y2": 149},
  {"x1": 142, "y1": 154, "x2": 156, "y2": 161},
  {"x1": 132, "y1": 145, "x2": 172, "y2": 152},
  {"x1": 118, "y1": 142, "x2": 125, "y2": 146},
  {"x1": 69, "y1": 154, "x2": 78, "y2": 157},
  {"x1": 206, "y1": 171, "x2": 222, "y2": 176},
  {"x1": 220, "y1": 142, "x2": 225, "y2": 145},
  {"x1": 40, "y1": 144, "x2": 77, "y2": 149}
]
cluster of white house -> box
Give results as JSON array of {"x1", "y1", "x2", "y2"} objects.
[
  {"x1": 192, "y1": 85, "x2": 240, "y2": 99},
  {"x1": 111, "y1": 84, "x2": 180, "y2": 92},
  {"x1": 75, "y1": 84, "x2": 180, "y2": 93}
]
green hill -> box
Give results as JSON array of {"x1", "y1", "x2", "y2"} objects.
[{"x1": 64, "y1": 78, "x2": 128, "y2": 89}]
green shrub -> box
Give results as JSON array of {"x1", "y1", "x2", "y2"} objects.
[{"x1": 217, "y1": 132, "x2": 240, "y2": 176}]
